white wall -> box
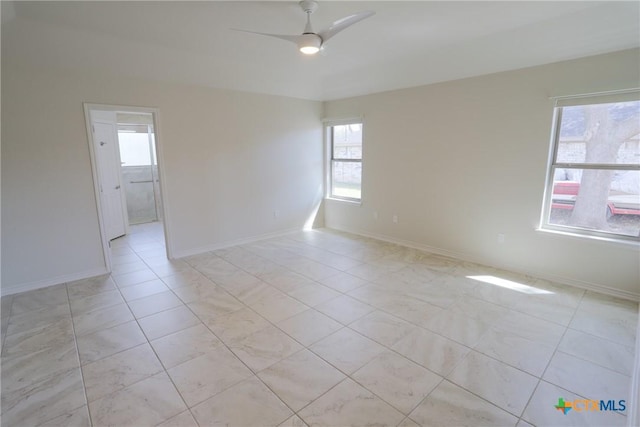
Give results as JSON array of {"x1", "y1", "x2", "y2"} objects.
[
  {"x1": 324, "y1": 49, "x2": 640, "y2": 300},
  {"x1": 3, "y1": 48, "x2": 638, "y2": 299},
  {"x1": 1, "y1": 62, "x2": 323, "y2": 295}
]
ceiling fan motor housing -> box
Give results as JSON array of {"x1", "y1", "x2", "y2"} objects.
[{"x1": 299, "y1": 0, "x2": 318, "y2": 15}]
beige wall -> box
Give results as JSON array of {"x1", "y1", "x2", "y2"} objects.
[
  {"x1": 1, "y1": 62, "x2": 323, "y2": 294},
  {"x1": 324, "y1": 49, "x2": 640, "y2": 299},
  {"x1": 3, "y1": 48, "x2": 638, "y2": 299}
]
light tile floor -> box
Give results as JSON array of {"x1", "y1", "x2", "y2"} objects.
[{"x1": 1, "y1": 222, "x2": 637, "y2": 426}]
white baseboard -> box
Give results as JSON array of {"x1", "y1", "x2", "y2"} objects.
[
  {"x1": 326, "y1": 225, "x2": 640, "y2": 302},
  {"x1": 171, "y1": 227, "x2": 302, "y2": 260},
  {"x1": 0, "y1": 228, "x2": 303, "y2": 297},
  {"x1": 1, "y1": 267, "x2": 109, "y2": 297}
]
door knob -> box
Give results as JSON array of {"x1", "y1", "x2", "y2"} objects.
[{"x1": 115, "y1": 185, "x2": 121, "y2": 190}]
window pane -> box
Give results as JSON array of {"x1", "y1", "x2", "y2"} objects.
[
  {"x1": 333, "y1": 124, "x2": 362, "y2": 160},
  {"x1": 332, "y1": 160, "x2": 361, "y2": 199},
  {"x1": 549, "y1": 168, "x2": 640, "y2": 237},
  {"x1": 556, "y1": 101, "x2": 640, "y2": 165},
  {"x1": 118, "y1": 133, "x2": 152, "y2": 166}
]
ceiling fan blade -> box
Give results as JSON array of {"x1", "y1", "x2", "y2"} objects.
[
  {"x1": 317, "y1": 10, "x2": 375, "y2": 43},
  {"x1": 232, "y1": 29, "x2": 303, "y2": 45}
]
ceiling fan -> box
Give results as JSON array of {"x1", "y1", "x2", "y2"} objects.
[{"x1": 235, "y1": 0, "x2": 375, "y2": 55}]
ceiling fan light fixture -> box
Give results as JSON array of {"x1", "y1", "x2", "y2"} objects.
[
  {"x1": 234, "y1": 1, "x2": 374, "y2": 57},
  {"x1": 298, "y1": 34, "x2": 321, "y2": 55},
  {"x1": 300, "y1": 45, "x2": 320, "y2": 55}
]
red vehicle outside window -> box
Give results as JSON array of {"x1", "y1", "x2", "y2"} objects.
[{"x1": 552, "y1": 181, "x2": 640, "y2": 217}]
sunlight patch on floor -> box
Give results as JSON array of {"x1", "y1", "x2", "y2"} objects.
[{"x1": 467, "y1": 275, "x2": 554, "y2": 295}]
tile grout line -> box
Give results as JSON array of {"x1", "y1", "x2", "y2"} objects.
[
  {"x1": 5, "y1": 226, "x2": 635, "y2": 427},
  {"x1": 130, "y1": 240, "x2": 307, "y2": 423},
  {"x1": 175, "y1": 253, "x2": 349, "y2": 422},
  {"x1": 113, "y1": 227, "x2": 338, "y2": 424},
  {"x1": 158, "y1": 293, "x2": 301, "y2": 423},
  {"x1": 423, "y1": 349, "x2": 528, "y2": 421},
  {"x1": 322, "y1": 280, "x2": 594, "y2": 423},
  {"x1": 178, "y1": 244, "x2": 440, "y2": 425},
  {"x1": 64, "y1": 283, "x2": 94, "y2": 427},
  {"x1": 75, "y1": 269, "x2": 584, "y2": 427},
  {"x1": 78, "y1": 232, "x2": 200, "y2": 425},
  {"x1": 516, "y1": 287, "x2": 587, "y2": 425},
  {"x1": 347, "y1": 360, "x2": 445, "y2": 421},
  {"x1": 119, "y1": 234, "x2": 204, "y2": 427},
  {"x1": 208, "y1": 237, "x2": 569, "y2": 423}
]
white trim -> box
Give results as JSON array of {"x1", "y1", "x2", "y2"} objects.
[
  {"x1": 172, "y1": 227, "x2": 302, "y2": 259},
  {"x1": 322, "y1": 116, "x2": 363, "y2": 125},
  {"x1": 325, "y1": 197, "x2": 362, "y2": 206},
  {"x1": 536, "y1": 227, "x2": 640, "y2": 249},
  {"x1": 149, "y1": 109, "x2": 175, "y2": 260},
  {"x1": 324, "y1": 124, "x2": 330, "y2": 200},
  {"x1": 327, "y1": 225, "x2": 640, "y2": 302},
  {"x1": 1, "y1": 267, "x2": 109, "y2": 297},
  {"x1": 629, "y1": 313, "x2": 640, "y2": 427},
  {"x1": 550, "y1": 87, "x2": 640, "y2": 101},
  {"x1": 83, "y1": 106, "x2": 113, "y2": 272}
]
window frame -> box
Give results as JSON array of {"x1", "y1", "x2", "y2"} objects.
[
  {"x1": 325, "y1": 120, "x2": 363, "y2": 203},
  {"x1": 539, "y1": 92, "x2": 640, "y2": 244}
]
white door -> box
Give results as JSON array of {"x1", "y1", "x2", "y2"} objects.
[{"x1": 93, "y1": 121, "x2": 127, "y2": 240}]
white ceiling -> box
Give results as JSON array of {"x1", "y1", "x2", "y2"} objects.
[{"x1": 2, "y1": 1, "x2": 639, "y2": 101}]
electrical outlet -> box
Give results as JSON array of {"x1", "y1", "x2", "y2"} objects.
[
  {"x1": 273, "y1": 210, "x2": 280, "y2": 218},
  {"x1": 497, "y1": 233, "x2": 505, "y2": 243},
  {"x1": 392, "y1": 214, "x2": 398, "y2": 224},
  {"x1": 373, "y1": 211, "x2": 378, "y2": 220}
]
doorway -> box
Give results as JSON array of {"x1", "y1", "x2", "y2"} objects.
[
  {"x1": 85, "y1": 104, "x2": 170, "y2": 271},
  {"x1": 117, "y1": 115, "x2": 161, "y2": 226}
]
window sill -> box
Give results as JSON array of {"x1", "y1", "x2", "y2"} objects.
[
  {"x1": 325, "y1": 197, "x2": 362, "y2": 206},
  {"x1": 536, "y1": 227, "x2": 640, "y2": 248}
]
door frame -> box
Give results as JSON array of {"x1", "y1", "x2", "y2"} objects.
[{"x1": 84, "y1": 103, "x2": 173, "y2": 272}]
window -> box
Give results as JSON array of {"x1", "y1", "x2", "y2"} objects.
[
  {"x1": 118, "y1": 125, "x2": 156, "y2": 167},
  {"x1": 327, "y1": 122, "x2": 363, "y2": 201},
  {"x1": 541, "y1": 92, "x2": 640, "y2": 242}
]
